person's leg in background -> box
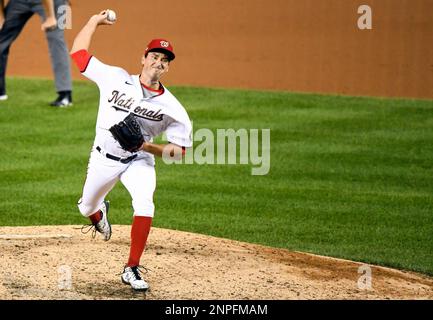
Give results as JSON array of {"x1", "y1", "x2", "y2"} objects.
[
  {"x1": 33, "y1": 0, "x2": 72, "y2": 107},
  {"x1": 0, "y1": 0, "x2": 34, "y2": 101}
]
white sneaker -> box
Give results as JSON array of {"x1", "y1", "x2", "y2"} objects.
[
  {"x1": 95, "y1": 200, "x2": 111, "y2": 241},
  {"x1": 0, "y1": 94, "x2": 8, "y2": 101},
  {"x1": 121, "y1": 266, "x2": 150, "y2": 291}
]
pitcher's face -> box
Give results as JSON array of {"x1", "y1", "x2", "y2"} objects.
[{"x1": 141, "y1": 51, "x2": 170, "y2": 81}]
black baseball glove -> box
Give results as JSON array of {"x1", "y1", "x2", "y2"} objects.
[{"x1": 109, "y1": 113, "x2": 144, "y2": 153}]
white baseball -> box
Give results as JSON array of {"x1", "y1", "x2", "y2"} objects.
[{"x1": 106, "y1": 10, "x2": 117, "y2": 22}]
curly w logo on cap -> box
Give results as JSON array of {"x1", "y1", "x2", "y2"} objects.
[{"x1": 145, "y1": 39, "x2": 175, "y2": 61}]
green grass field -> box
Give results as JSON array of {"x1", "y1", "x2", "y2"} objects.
[{"x1": 0, "y1": 77, "x2": 432, "y2": 275}]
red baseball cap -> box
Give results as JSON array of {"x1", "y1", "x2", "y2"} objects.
[{"x1": 145, "y1": 39, "x2": 175, "y2": 61}]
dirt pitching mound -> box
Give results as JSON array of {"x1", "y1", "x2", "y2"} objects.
[{"x1": 0, "y1": 225, "x2": 432, "y2": 300}]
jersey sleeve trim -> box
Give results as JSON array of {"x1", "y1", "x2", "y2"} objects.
[
  {"x1": 168, "y1": 143, "x2": 187, "y2": 155},
  {"x1": 71, "y1": 49, "x2": 93, "y2": 73}
]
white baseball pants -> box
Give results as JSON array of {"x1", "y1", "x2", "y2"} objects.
[{"x1": 78, "y1": 147, "x2": 156, "y2": 217}]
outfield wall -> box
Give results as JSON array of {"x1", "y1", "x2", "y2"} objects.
[{"x1": 6, "y1": 0, "x2": 433, "y2": 99}]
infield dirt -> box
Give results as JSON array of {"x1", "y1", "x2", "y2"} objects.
[{"x1": 0, "y1": 225, "x2": 432, "y2": 300}]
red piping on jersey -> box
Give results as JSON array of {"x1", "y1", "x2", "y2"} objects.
[
  {"x1": 71, "y1": 49, "x2": 92, "y2": 73},
  {"x1": 142, "y1": 83, "x2": 163, "y2": 93}
]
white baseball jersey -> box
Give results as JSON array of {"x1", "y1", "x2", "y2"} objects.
[
  {"x1": 81, "y1": 53, "x2": 192, "y2": 166},
  {"x1": 73, "y1": 50, "x2": 192, "y2": 218}
]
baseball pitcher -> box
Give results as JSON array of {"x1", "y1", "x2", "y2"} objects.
[{"x1": 70, "y1": 10, "x2": 192, "y2": 291}]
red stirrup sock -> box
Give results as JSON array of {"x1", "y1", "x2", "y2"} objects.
[
  {"x1": 89, "y1": 211, "x2": 102, "y2": 225},
  {"x1": 127, "y1": 216, "x2": 153, "y2": 267}
]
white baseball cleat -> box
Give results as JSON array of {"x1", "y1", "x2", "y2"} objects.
[
  {"x1": 121, "y1": 266, "x2": 150, "y2": 291},
  {"x1": 94, "y1": 200, "x2": 111, "y2": 241},
  {"x1": 81, "y1": 200, "x2": 112, "y2": 241},
  {"x1": 0, "y1": 94, "x2": 8, "y2": 101}
]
